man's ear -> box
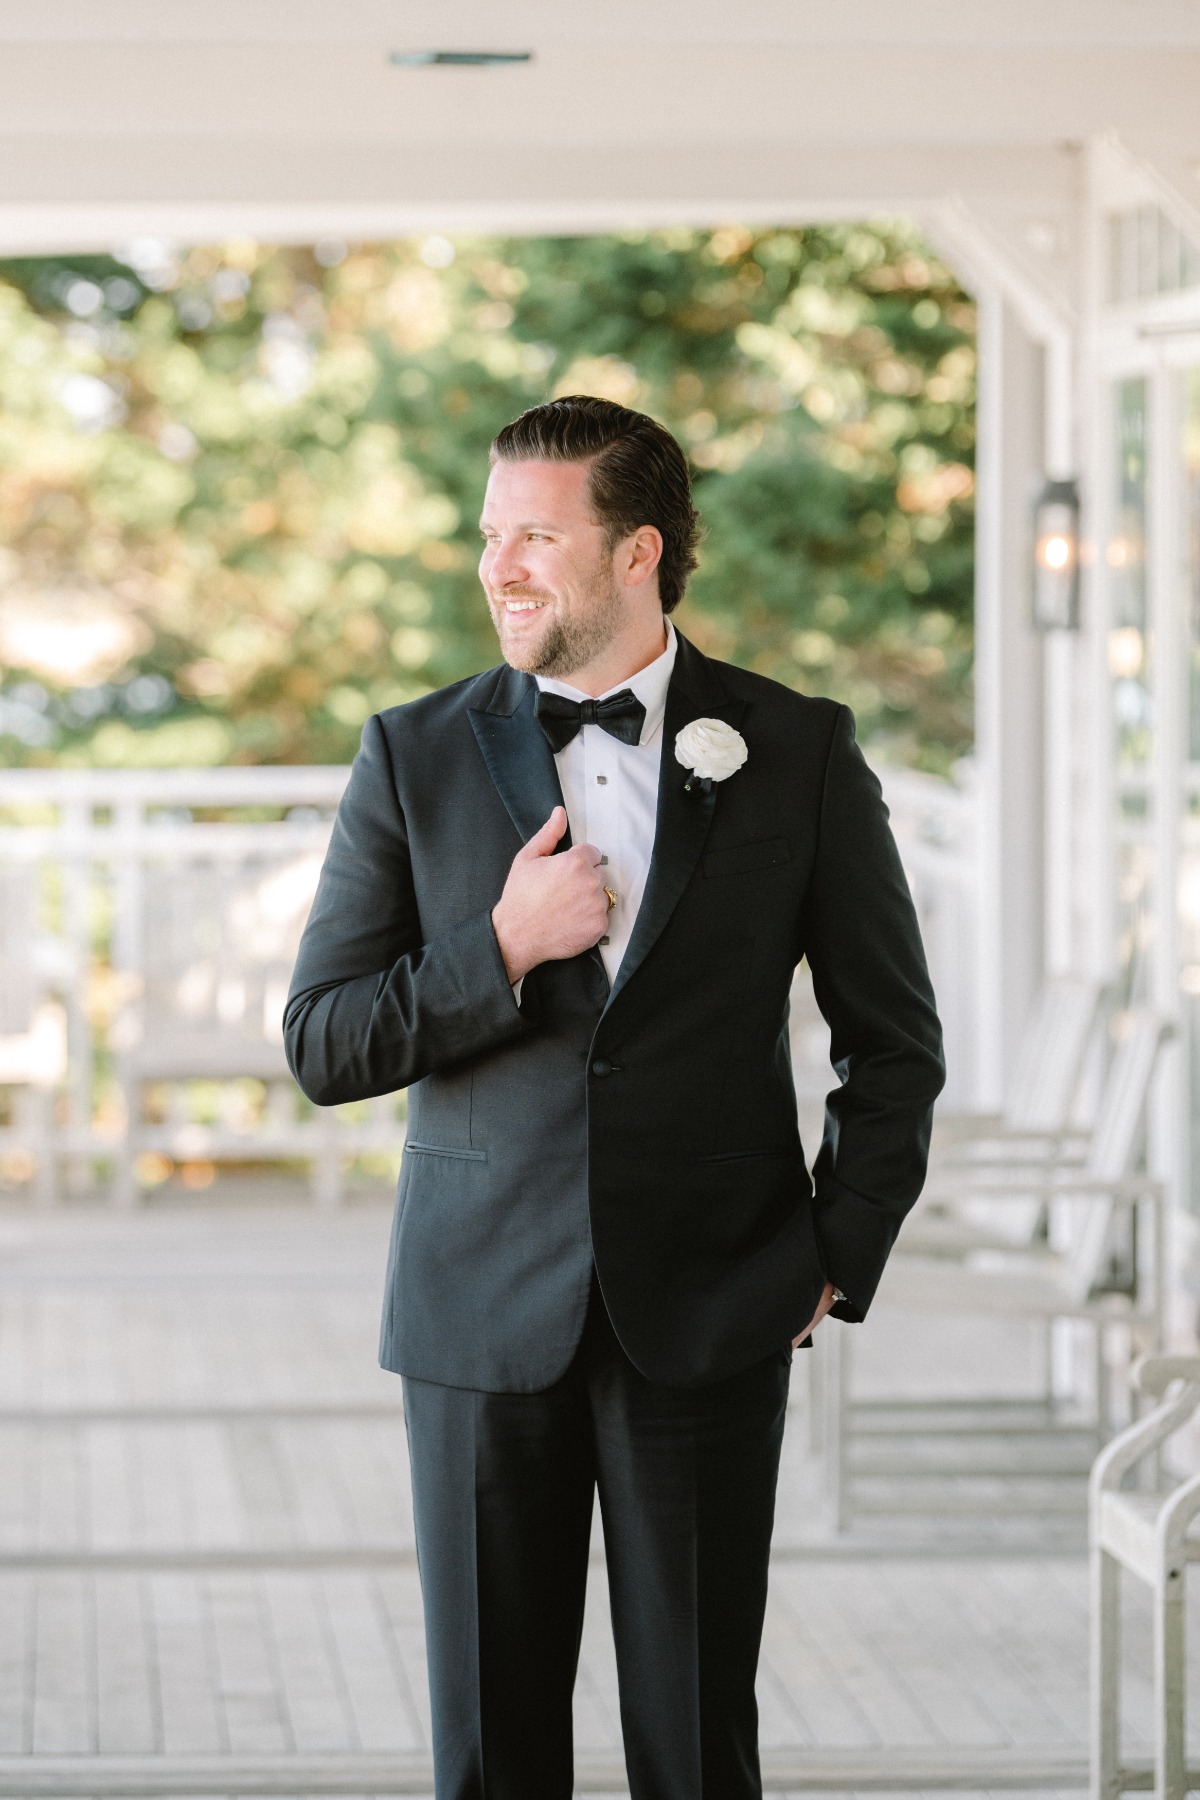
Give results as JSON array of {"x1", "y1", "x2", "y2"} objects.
[{"x1": 621, "y1": 525, "x2": 663, "y2": 590}]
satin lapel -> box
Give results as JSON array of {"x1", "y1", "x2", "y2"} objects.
[
  {"x1": 604, "y1": 634, "x2": 745, "y2": 1011},
  {"x1": 468, "y1": 667, "x2": 570, "y2": 848}
]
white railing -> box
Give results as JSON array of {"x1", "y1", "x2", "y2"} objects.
[
  {"x1": 0, "y1": 762, "x2": 978, "y2": 1203},
  {"x1": 0, "y1": 766, "x2": 392, "y2": 1206}
]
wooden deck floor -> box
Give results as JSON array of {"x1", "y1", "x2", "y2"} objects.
[{"x1": 0, "y1": 1203, "x2": 1195, "y2": 1799}]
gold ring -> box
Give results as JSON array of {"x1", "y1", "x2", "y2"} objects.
[{"x1": 604, "y1": 885, "x2": 618, "y2": 912}]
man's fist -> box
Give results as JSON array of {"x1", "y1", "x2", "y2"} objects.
[{"x1": 491, "y1": 806, "x2": 610, "y2": 983}]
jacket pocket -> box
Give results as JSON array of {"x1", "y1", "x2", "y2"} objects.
[
  {"x1": 696, "y1": 1147, "x2": 794, "y2": 1165},
  {"x1": 702, "y1": 837, "x2": 790, "y2": 879},
  {"x1": 403, "y1": 1141, "x2": 488, "y2": 1162}
]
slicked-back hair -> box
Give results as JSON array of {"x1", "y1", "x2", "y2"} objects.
[{"x1": 490, "y1": 395, "x2": 701, "y2": 614}]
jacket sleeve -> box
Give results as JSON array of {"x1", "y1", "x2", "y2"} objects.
[
  {"x1": 284, "y1": 713, "x2": 527, "y2": 1105},
  {"x1": 800, "y1": 705, "x2": 946, "y2": 1319}
]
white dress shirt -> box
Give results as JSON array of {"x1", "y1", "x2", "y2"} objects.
[{"x1": 534, "y1": 622, "x2": 678, "y2": 986}]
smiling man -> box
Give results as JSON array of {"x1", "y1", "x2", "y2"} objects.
[{"x1": 285, "y1": 395, "x2": 944, "y2": 1800}]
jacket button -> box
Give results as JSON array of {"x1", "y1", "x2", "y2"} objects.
[{"x1": 590, "y1": 1057, "x2": 613, "y2": 1078}]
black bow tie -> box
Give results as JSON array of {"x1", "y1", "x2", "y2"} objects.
[{"x1": 534, "y1": 687, "x2": 647, "y2": 754}]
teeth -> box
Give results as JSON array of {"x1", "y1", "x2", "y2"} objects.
[{"x1": 505, "y1": 601, "x2": 544, "y2": 612}]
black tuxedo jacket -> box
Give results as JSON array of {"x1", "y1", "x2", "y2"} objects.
[{"x1": 285, "y1": 631, "x2": 944, "y2": 1391}]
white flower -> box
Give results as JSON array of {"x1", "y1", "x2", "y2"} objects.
[{"x1": 674, "y1": 717, "x2": 748, "y2": 783}]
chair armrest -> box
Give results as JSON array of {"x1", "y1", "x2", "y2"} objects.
[
  {"x1": 931, "y1": 1111, "x2": 1005, "y2": 1142},
  {"x1": 1136, "y1": 1353, "x2": 1200, "y2": 1397},
  {"x1": 945, "y1": 1174, "x2": 1164, "y2": 1203},
  {"x1": 935, "y1": 1130, "x2": 1093, "y2": 1159},
  {"x1": 936, "y1": 1124, "x2": 1087, "y2": 1148},
  {"x1": 1159, "y1": 1471, "x2": 1200, "y2": 1565},
  {"x1": 1090, "y1": 1371, "x2": 1200, "y2": 1497},
  {"x1": 930, "y1": 1144, "x2": 1088, "y2": 1177},
  {"x1": 1049, "y1": 1175, "x2": 1165, "y2": 1199}
]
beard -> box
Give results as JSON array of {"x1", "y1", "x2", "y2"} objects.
[{"x1": 491, "y1": 565, "x2": 624, "y2": 679}]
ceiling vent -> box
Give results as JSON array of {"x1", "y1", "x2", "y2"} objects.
[{"x1": 390, "y1": 50, "x2": 534, "y2": 68}]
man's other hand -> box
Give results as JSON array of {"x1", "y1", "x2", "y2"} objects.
[
  {"x1": 492, "y1": 806, "x2": 610, "y2": 984},
  {"x1": 792, "y1": 1280, "x2": 837, "y2": 1349}
]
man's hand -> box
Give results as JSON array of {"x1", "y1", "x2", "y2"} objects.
[
  {"x1": 792, "y1": 1280, "x2": 837, "y2": 1350},
  {"x1": 492, "y1": 806, "x2": 610, "y2": 984}
]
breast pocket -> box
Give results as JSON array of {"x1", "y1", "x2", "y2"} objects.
[{"x1": 702, "y1": 837, "x2": 791, "y2": 879}]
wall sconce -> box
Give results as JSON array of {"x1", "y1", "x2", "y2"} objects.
[{"x1": 1032, "y1": 477, "x2": 1081, "y2": 631}]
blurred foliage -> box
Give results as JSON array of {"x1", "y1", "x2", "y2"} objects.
[{"x1": 0, "y1": 224, "x2": 974, "y2": 772}]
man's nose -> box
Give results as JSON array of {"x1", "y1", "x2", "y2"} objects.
[{"x1": 489, "y1": 538, "x2": 529, "y2": 588}]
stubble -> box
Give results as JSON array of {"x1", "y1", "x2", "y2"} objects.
[{"x1": 493, "y1": 563, "x2": 624, "y2": 680}]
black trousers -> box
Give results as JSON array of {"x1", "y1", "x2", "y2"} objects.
[{"x1": 402, "y1": 1278, "x2": 791, "y2": 1800}]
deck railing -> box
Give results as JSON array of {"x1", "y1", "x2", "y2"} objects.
[{"x1": 0, "y1": 762, "x2": 977, "y2": 1204}]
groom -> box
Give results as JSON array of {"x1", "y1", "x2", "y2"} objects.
[{"x1": 285, "y1": 395, "x2": 944, "y2": 1799}]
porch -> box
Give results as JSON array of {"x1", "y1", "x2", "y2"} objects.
[
  {"x1": 1, "y1": 1201, "x2": 1195, "y2": 1799},
  {"x1": 3, "y1": 5, "x2": 1200, "y2": 1794}
]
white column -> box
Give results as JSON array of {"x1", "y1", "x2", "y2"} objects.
[
  {"x1": 973, "y1": 291, "x2": 1050, "y2": 1107},
  {"x1": 1148, "y1": 362, "x2": 1187, "y2": 1308},
  {"x1": 1076, "y1": 143, "x2": 1119, "y2": 991},
  {"x1": 1043, "y1": 331, "x2": 1080, "y2": 977},
  {"x1": 972, "y1": 289, "x2": 1007, "y2": 1108}
]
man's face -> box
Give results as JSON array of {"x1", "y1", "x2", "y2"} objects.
[{"x1": 479, "y1": 458, "x2": 624, "y2": 679}]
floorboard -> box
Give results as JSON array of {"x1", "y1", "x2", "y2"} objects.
[{"x1": 0, "y1": 1204, "x2": 1195, "y2": 1796}]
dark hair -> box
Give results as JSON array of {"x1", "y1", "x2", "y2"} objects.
[{"x1": 491, "y1": 395, "x2": 701, "y2": 613}]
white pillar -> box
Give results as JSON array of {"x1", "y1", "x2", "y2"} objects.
[
  {"x1": 973, "y1": 291, "x2": 1048, "y2": 1106},
  {"x1": 972, "y1": 289, "x2": 1008, "y2": 1108},
  {"x1": 1043, "y1": 331, "x2": 1080, "y2": 977}
]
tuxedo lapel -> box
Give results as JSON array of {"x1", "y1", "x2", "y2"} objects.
[
  {"x1": 605, "y1": 633, "x2": 745, "y2": 1011},
  {"x1": 468, "y1": 665, "x2": 570, "y2": 849}
]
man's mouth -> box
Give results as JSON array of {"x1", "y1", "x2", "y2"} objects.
[{"x1": 500, "y1": 599, "x2": 548, "y2": 613}]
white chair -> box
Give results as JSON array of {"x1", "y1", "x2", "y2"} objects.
[
  {"x1": 933, "y1": 974, "x2": 1101, "y2": 1151},
  {"x1": 1091, "y1": 1354, "x2": 1200, "y2": 1800},
  {"x1": 818, "y1": 1012, "x2": 1173, "y2": 1533},
  {"x1": 911, "y1": 975, "x2": 1102, "y2": 1255},
  {"x1": 111, "y1": 836, "x2": 404, "y2": 1207}
]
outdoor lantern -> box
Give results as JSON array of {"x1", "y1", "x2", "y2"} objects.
[{"x1": 1032, "y1": 477, "x2": 1081, "y2": 631}]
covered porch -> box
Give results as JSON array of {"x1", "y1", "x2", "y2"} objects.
[{"x1": 2, "y1": 3, "x2": 1200, "y2": 1794}]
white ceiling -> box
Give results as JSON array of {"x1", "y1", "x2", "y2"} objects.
[
  {"x1": 5, "y1": 2, "x2": 1200, "y2": 48},
  {"x1": 0, "y1": 1, "x2": 1197, "y2": 313}
]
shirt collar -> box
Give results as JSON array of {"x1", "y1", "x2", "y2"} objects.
[{"x1": 533, "y1": 621, "x2": 677, "y2": 747}]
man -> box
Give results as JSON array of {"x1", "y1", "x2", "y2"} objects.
[{"x1": 285, "y1": 395, "x2": 944, "y2": 1799}]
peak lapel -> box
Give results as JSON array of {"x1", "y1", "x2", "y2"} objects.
[
  {"x1": 604, "y1": 634, "x2": 745, "y2": 1011},
  {"x1": 468, "y1": 667, "x2": 569, "y2": 848}
]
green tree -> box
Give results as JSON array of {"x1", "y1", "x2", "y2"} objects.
[{"x1": 0, "y1": 224, "x2": 973, "y2": 773}]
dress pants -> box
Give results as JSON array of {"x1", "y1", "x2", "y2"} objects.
[{"x1": 402, "y1": 1277, "x2": 791, "y2": 1800}]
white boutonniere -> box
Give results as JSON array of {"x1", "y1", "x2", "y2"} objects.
[{"x1": 674, "y1": 717, "x2": 748, "y2": 793}]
